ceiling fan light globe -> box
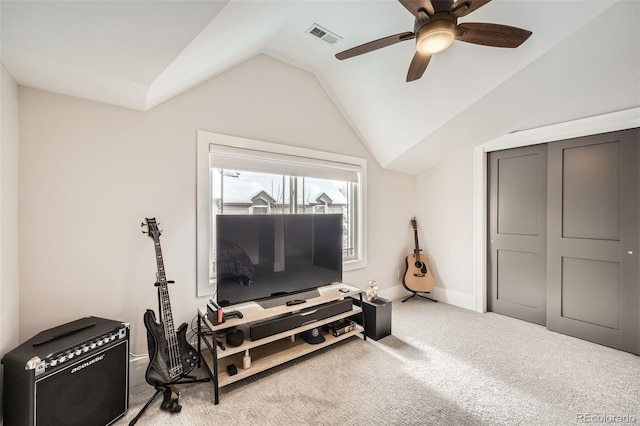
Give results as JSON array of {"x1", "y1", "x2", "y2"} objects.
[
  {"x1": 416, "y1": 20, "x2": 456, "y2": 54},
  {"x1": 417, "y1": 30, "x2": 454, "y2": 54}
]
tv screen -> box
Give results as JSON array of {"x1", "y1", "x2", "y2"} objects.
[{"x1": 215, "y1": 214, "x2": 343, "y2": 307}]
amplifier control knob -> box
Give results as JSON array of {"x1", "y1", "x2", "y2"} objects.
[
  {"x1": 110, "y1": 335, "x2": 116, "y2": 341},
  {"x1": 90, "y1": 343, "x2": 97, "y2": 349},
  {"x1": 60, "y1": 356, "x2": 67, "y2": 362},
  {"x1": 97, "y1": 340, "x2": 104, "y2": 346},
  {"x1": 83, "y1": 346, "x2": 90, "y2": 352},
  {"x1": 75, "y1": 349, "x2": 82, "y2": 356},
  {"x1": 50, "y1": 359, "x2": 58, "y2": 367}
]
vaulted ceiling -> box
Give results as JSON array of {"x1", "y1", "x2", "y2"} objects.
[{"x1": 2, "y1": 1, "x2": 638, "y2": 174}]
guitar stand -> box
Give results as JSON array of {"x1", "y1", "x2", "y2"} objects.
[
  {"x1": 402, "y1": 291, "x2": 438, "y2": 303},
  {"x1": 128, "y1": 375, "x2": 210, "y2": 425}
]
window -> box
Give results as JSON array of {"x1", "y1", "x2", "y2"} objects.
[{"x1": 196, "y1": 131, "x2": 367, "y2": 297}]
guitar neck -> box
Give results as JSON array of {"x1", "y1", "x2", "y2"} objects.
[
  {"x1": 414, "y1": 229, "x2": 421, "y2": 256},
  {"x1": 154, "y1": 241, "x2": 177, "y2": 339}
]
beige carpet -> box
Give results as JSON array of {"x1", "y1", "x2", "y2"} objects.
[{"x1": 114, "y1": 300, "x2": 640, "y2": 426}]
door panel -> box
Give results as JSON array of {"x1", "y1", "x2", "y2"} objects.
[
  {"x1": 488, "y1": 145, "x2": 547, "y2": 325},
  {"x1": 562, "y1": 142, "x2": 620, "y2": 240},
  {"x1": 547, "y1": 128, "x2": 639, "y2": 354},
  {"x1": 497, "y1": 250, "x2": 540, "y2": 308},
  {"x1": 497, "y1": 153, "x2": 540, "y2": 236},
  {"x1": 561, "y1": 257, "x2": 620, "y2": 329}
]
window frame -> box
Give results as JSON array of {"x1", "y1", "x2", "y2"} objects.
[{"x1": 196, "y1": 131, "x2": 367, "y2": 298}]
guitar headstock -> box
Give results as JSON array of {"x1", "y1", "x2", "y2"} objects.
[
  {"x1": 142, "y1": 218, "x2": 161, "y2": 241},
  {"x1": 410, "y1": 217, "x2": 418, "y2": 230}
]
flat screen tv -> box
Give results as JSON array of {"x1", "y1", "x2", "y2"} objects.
[{"x1": 215, "y1": 214, "x2": 343, "y2": 307}]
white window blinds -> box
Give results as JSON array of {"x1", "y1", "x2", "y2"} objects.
[{"x1": 209, "y1": 144, "x2": 362, "y2": 183}]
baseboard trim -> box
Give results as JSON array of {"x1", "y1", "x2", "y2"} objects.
[
  {"x1": 379, "y1": 285, "x2": 413, "y2": 302},
  {"x1": 129, "y1": 356, "x2": 149, "y2": 388},
  {"x1": 430, "y1": 287, "x2": 475, "y2": 310}
]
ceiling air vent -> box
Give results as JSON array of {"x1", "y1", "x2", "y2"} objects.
[{"x1": 306, "y1": 24, "x2": 342, "y2": 45}]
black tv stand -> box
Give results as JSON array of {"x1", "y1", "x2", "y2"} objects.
[{"x1": 286, "y1": 299, "x2": 307, "y2": 306}]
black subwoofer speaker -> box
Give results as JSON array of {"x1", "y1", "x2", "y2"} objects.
[{"x1": 2, "y1": 316, "x2": 129, "y2": 426}]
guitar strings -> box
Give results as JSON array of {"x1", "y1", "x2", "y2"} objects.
[{"x1": 156, "y1": 241, "x2": 183, "y2": 379}]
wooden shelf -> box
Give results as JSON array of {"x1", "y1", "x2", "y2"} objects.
[
  {"x1": 197, "y1": 283, "x2": 365, "y2": 404},
  {"x1": 201, "y1": 306, "x2": 362, "y2": 359},
  {"x1": 202, "y1": 325, "x2": 363, "y2": 387}
]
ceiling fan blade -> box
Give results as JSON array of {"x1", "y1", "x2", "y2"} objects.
[
  {"x1": 398, "y1": 0, "x2": 435, "y2": 17},
  {"x1": 451, "y1": 0, "x2": 492, "y2": 18},
  {"x1": 336, "y1": 32, "x2": 415, "y2": 60},
  {"x1": 456, "y1": 23, "x2": 532, "y2": 48},
  {"x1": 406, "y1": 52, "x2": 432, "y2": 82}
]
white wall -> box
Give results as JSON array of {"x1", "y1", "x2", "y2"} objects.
[
  {"x1": 415, "y1": 150, "x2": 476, "y2": 310},
  {"x1": 0, "y1": 63, "x2": 20, "y2": 419},
  {"x1": 17, "y1": 54, "x2": 415, "y2": 382}
]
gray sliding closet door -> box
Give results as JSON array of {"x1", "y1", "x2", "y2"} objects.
[
  {"x1": 488, "y1": 145, "x2": 547, "y2": 325},
  {"x1": 547, "y1": 129, "x2": 639, "y2": 354}
]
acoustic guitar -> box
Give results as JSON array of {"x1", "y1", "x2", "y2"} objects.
[
  {"x1": 402, "y1": 217, "x2": 435, "y2": 293},
  {"x1": 142, "y1": 218, "x2": 198, "y2": 387}
]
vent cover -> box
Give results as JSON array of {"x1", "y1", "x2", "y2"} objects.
[{"x1": 306, "y1": 24, "x2": 342, "y2": 45}]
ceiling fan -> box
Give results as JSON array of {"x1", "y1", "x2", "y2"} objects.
[{"x1": 335, "y1": 0, "x2": 532, "y2": 82}]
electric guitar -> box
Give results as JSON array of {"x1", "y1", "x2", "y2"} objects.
[
  {"x1": 402, "y1": 217, "x2": 435, "y2": 293},
  {"x1": 142, "y1": 218, "x2": 198, "y2": 387}
]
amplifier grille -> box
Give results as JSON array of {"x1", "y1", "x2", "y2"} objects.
[{"x1": 35, "y1": 340, "x2": 128, "y2": 426}]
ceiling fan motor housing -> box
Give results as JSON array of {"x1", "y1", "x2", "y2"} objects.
[
  {"x1": 414, "y1": 13, "x2": 457, "y2": 35},
  {"x1": 414, "y1": 14, "x2": 458, "y2": 54}
]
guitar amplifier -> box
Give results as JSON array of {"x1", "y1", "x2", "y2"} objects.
[{"x1": 1, "y1": 316, "x2": 129, "y2": 426}]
